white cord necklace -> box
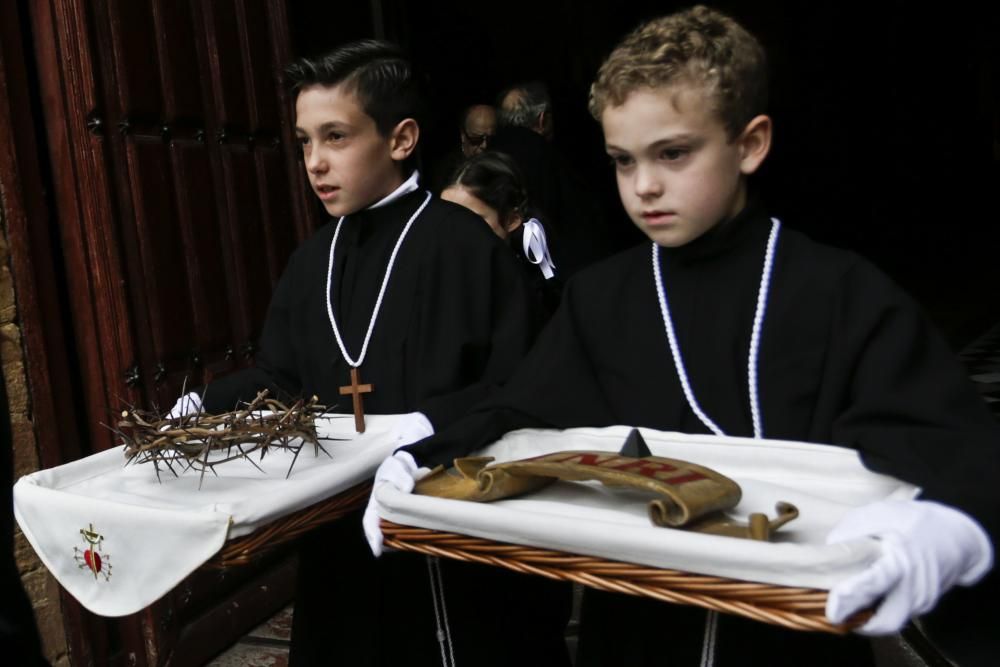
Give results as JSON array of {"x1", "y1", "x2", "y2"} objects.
[
  {"x1": 652, "y1": 218, "x2": 781, "y2": 439},
  {"x1": 325, "y1": 191, "x2": 433, "y2": 368}
]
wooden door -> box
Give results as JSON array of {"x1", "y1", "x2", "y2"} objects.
[
  {"x1": 29, "y1": 0, "x2": 317, "y2": 447},
  {"x1": 23, "y1": 0, "x2": 321, "y2": 663}
]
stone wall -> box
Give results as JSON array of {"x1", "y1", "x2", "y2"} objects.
[{"x1": 1, "y1": 202, "x2": 69, "y2": 666}]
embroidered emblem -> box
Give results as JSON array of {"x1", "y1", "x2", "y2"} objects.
[{"x1": 73, "y1": 523, "x2": 112, "y2": 581}]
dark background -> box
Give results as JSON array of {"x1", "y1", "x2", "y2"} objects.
[
  {"x1": 2, "y1": 2, "x2": 996, "y2": 663},
  {"x1": 290, "y1": 0, "x2": 1000, "y2": 347}
]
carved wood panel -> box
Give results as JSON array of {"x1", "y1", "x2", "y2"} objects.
[
  {"x1": 24, "y1": 0, "x2": 315, "y2": 664},
  {"x1": 40, "y1": 0, "x2": 314, "y2": 434}
]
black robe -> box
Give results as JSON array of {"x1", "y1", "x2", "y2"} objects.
[
  {"x1": 406, "y1": 202, "x2": 1000, "y2": 666},
  {"x1": 203, "y1": 188, "x2": 569, "y2": 666},
  {"x1": 201, "y1": 188, "x2": 538, "y2": 426}
]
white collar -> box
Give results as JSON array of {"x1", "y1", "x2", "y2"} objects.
[{"x1": 368, "y1": 170, "x2": 421, "y2": 210}]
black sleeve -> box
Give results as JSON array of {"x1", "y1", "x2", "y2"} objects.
[
  {"x1": 829, "y1": 261, "x2": 1000, "y2": 549},
  {"x1": 408, "y1": 212, "x2": 539, "y2": 429},
  {"x1": 406, "y1": 276, "x2": 616, "y2": 467}
]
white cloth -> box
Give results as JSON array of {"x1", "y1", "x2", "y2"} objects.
[
  {"x1": 373, "y1": 425, "x2": 921, "y2": 590},
  {"x1": 166, "y1": 391, "x2": 202, "y2": 419},
  {"x1": 363, "y1": 451, "x2": 432, "y2": 557},
  {"x1": 13, "y1": 414, "x2": 407, "y2": 617},
  {"x1": 825, "y1": 499, "x2": 993, "y2": 634},
  {"x1": 389, "y1": 411, "x2": 434, "y2": 447},
  {"x1": 521, "y1": 218, "x2": 556, "y2": 280}
]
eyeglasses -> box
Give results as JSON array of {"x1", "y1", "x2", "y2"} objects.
[{"x1": 463, "y1": 130, "x2": 492, "y2": 148}]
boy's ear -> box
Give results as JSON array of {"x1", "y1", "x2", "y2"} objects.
[
  {"x1": 389, "y1": 118, "x2": 419, "y2": 161},
  {"x1": 737, "y1": 114, "x2": 772, "y2": 175}
]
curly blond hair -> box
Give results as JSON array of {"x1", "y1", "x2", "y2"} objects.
[{"x1": 589, "y1": 5, "x2": 767, "y2": 139}]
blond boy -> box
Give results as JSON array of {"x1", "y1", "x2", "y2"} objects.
[{"x1": 375, "y1": 7, "x2": 998, "y2": 665}]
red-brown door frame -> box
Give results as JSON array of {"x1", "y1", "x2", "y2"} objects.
[{"x1": 8, "y1": 0, "x2": 315, "y2": 663}]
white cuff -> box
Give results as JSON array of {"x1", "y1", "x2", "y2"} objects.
[{"x1": 392, "y1": 411, "x2": 435, "y2": 447}]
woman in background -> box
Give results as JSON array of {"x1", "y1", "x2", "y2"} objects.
[{"x1": 442, "y1": 151, "x2": 563, "y2": 318}]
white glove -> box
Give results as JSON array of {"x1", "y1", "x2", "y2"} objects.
[
  {"x1": 363, "y1": 451, "x2": 432, "y2": 557},
  {"x1": 825, "y1": 499, "x2": 993, "y2": 635},
  {"x1": 166, "y1": 391, "x2": 203, "y2": 419},
  {"x1": 389, "y1": 411, "x2": 434, "y2": 446}
]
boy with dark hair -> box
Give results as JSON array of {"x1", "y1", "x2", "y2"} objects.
[
  {"x1": 170, "y1": 39, "x2": 560, "y2": 666},
  {"x1": 173, "y1": 40, "x2": 533, "y2": 426},
  {"x1": 369, "y1": 7, "x2": 998, "y2": 666}
]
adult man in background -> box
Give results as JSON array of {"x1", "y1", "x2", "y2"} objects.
[{"x1": 430, "y1": 103, "x2": 496, "y2": 193}]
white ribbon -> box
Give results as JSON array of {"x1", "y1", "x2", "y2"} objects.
[{"x1": 521, "y1": 218, "x2": 556, "y2": 280}]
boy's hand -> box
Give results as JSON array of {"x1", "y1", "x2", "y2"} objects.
[
  {"x1": 363, "y1": 450, "x2": 432, "y2": 557},
  {"x1": 825, "y1": 499, "x2": 993, "y2": 634}
]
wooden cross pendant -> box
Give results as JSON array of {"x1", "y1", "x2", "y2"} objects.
[{"x1": 339, "y1": 366, "x2": 374, "y2": 433}]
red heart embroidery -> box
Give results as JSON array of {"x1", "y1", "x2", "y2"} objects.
[{"x1": 84, "y1": 549, "x2": 102, "y2": 573}]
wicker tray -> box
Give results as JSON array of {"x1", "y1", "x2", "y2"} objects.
[
  {"x1": 204, "y1": 481, "x2": 372, "y2": 569},
  {"x1": 381, "y1": 520, "x2": 869, "y2": 634}
]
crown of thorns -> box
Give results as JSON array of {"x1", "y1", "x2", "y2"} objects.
[{"x1": 110, "y1": 390, "x2": 343, "y2": 488}]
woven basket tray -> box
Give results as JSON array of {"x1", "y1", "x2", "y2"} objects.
[
  {"x1": 381, "y1": 520, "x2": 869, "y2": 634},
  {"x1": 203, "y1": 481, "x2": 372, "y2": 569}
]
